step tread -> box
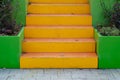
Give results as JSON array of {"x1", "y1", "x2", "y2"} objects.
[
  {"x1": 26, "y1": 14, "x2": 92, "y2": 26},
  {"x1": 27, "y1": 14, "x2": 91, "y2": 16},
  {"x1": 29, "y1": 0, "x2": 89, "y2": 4},
  {"x1": 24, "y1": 38, "x2": 95, "y2": 42},
  {"x1": 29, "y1": 3, "x2": 89, "y2": 5},
  {"x1": 24, "y1": 26, "x2": 94, "y2": 38},
  {"x1": 28, "y1": 3, "x2": 90, "y2": 14},
  {"x1": 21, "y1": 52, "x2": 97, "y2": 58},
  {"x1": 25, "y1": 26, "x2": 93, "y2": 28},
  {"x1": 20, "y1": 52, "x2": 98, "y2": 68}
]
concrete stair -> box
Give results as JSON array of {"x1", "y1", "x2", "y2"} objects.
[
  {"x1": 28, "y1": 4, "x2": 90, "y2": 14},
  {"x1": 24, "y1": 26, "x2": 94, "y2": 38},
  {"x1": 20, "y1": 0, "x2": 98, "y2": 68},
  {"x1": 21, "y1": 52, "x2": 97, "y2": 68}
]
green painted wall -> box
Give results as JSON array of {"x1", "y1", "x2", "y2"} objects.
[
  {"x1": 95, "y1": 30, "x2": 120, "y2": 68},
  {"x1": 0, "y1": 28, "x2": 24, "y2": 68},
  {"x1": 11, "y1": 0, "x2": 28, "y2": 26},
  {"x1": 89, "y1": 0, "x2": 116, "y2": 26}
]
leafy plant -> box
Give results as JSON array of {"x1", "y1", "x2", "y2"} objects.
[
  {"x1": 0, "y1": 0, "x2": 21, "y2": 36},
  {"x1": 97, "y1": 24, "x2": 120, "y2": 36},
  {"x1": 96, "y1": 0, "x2": 120, "y2": 36},
  {"x1": 111, "y1": 1, "x2": 120, "y2": 29}
]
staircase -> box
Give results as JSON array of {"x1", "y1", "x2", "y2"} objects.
[{"x1": 20, "y1": 0, "x2": 98, "y2": 68}]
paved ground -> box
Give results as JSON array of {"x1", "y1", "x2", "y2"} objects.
[{"x1": 0, "y1": 69, "x2": 120, "y2": 80}]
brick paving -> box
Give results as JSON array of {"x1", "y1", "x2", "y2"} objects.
[{"x1": 0, "y1": 69, "x2": 120, "y2": 80}]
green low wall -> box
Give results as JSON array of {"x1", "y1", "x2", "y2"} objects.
[
  {"x1": 12, "y1": 0, "x2": 28, "y2": 26},
  {"x1": 0, "y1": 27, "x2": 24, "y2": 68},
  {"x1": 0, "y1": 0, "x2": 27, "y2": 68},
  {"x1": 89, "y1": 0, "x2": 116, "y2": 26},
  {"x1": 95, "y1": 29, "x2": 120, "y2": 68}
]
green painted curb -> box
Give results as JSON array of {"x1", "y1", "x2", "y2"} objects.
[
  {"x1": 95, "y1": 29, "x2": 120, "y2": 69},
  {"x1": 0, "y1": 27, "x2": 24, "y2": 68}
]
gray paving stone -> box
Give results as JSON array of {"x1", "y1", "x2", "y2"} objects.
[
  {"x1": 0, "y1": 69, "x2": 120, "y2": 80},
  {"x1": 72, "y1": 73, "x2": 87, "y2": 79},
  {"x1": 36, "y1": 77, "x2": 51, "y2": 80},
  {"x1": 51, "y1": 78, "x2": 72, "y2": 80},
  {"x1": 0, "y1": 78, "x2": 7, "y2": 80},
  {"x1": 44, "y1": 69, "x2": 63, "y2": 74},
  {"x1": 57, "y1": 74, "x2": 72, "y2": 79},
  {"x1": 72, "y1": 79, "x2": 87, "y2": 80}
]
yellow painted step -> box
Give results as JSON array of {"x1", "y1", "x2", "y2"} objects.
[
  {"x1": 22, "y1": 39, "x2": 95, "y2": 53},
  {"x1": 28, "y1": 4, "x2": 90, "y2": 14},
  {"x1": 26, "y1": 14, "x2": 92, "y2": 26},
  {"x1": 25, "y1": 26, "x2": 94, "y2": 38},
  {"x1": 29, "y1": 0, "x2": 88, "y2": 4},
  {"x1": 20, "y1": 52, "x2": 98, "y2": 68}
]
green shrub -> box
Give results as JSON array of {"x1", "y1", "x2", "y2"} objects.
[
  {"x1": 96, "y1": 0, "x2": 120, "y2": 36},
  {"x1": 97, "y1": 24, "x2": 120, "y2": 36},
  {"x1": 0, "y1": 0, "x2": 21, "y2": 36}
]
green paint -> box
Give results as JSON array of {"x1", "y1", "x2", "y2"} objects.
[
  {"x1": 11, "y1": 0, "x2": 28, "y2": 25},
  {"x1": 0, "y1": 27, "x2": 24, "y2": 68},
  {"x1": 89, "y1": 0, "x2": 116, "y2": 26},
  {"x1": 95, "y1": 29, "x2": 120, "y2": 68}
]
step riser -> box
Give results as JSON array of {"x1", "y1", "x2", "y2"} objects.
[
  {"x1": 28, "y1": 4, "x2": 90, "y2": 14},
  {"x1": 26, "y1": 15, "x2": 92, "y2": 26},
  {"x1": 24, "y1": 27, "x2": 94, "y2": 38},
  {"x1": 23, "y1": 42, "x2": 95, "y2": 53},
  {"x1": 20, "y1": 58, "x2": 98, "y2": 68},
  {"x1": 29, "y1": 0, "x2": 88, "y2": 4}
]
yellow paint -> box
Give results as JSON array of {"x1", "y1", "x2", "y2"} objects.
[
  {"x1": 25, "y1": 26, "x2": 94, "y2": 38},
  {"x1": 20, "y1": 53, "x2": 98, "y2": 68},
  {"x1": 26, "y1": 14, "x2": 92, "y2": 26},
  {"x1": 20, "y1": 58, "x2": 98, "y2": 68},
  {"x1": 22, "y1": 39, "x2": 95, "y2": 53},
  {"x1": 29, "y1": 0, "x2": 88, "y2": 4},
  {"x1": 28, "y1": 4, "x2": 90, "y2": 14},
  {"x1": 22, "y1": 0, "x2": 97, "y2": 69}
]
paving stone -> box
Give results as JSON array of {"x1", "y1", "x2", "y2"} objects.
[
  {"x1": 72, "y1": 73, "x2": 87, "y2": 79},
  {"x1": 44, "y1": 69, "x2": 62, "y2": 74},
  {"x1": 57, "y1": 74, "x2": 72, "y2": 79},
  {"x1": 51, "y1": 78, "x2": 72, "y2": 80},
  {"x1": 0, "y1": 78, "x2": 7, "y2": 80},
  {"x1": 0, "y1": 69, "x2": 120, "y2": 80}
]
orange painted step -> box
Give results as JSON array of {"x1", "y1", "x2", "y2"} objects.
[
  {"x1": 26, "y1": 14, "x2": 92, "y2": 26},
  {"x1": 24, "y1": 26, "x2": 94, "y2": 38},
  {"x1": 22, "y1": 38, "x2": 95, "y2": 53},
  {"x1": 29, "y1": 0, "x2": 88, "y2": 4},
  {"x1": 20, "y1": 52, "x2": 98, "y2": 68},
  {"x1": 28, "y1": 4, "x2": 90, "y2": 14}
]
